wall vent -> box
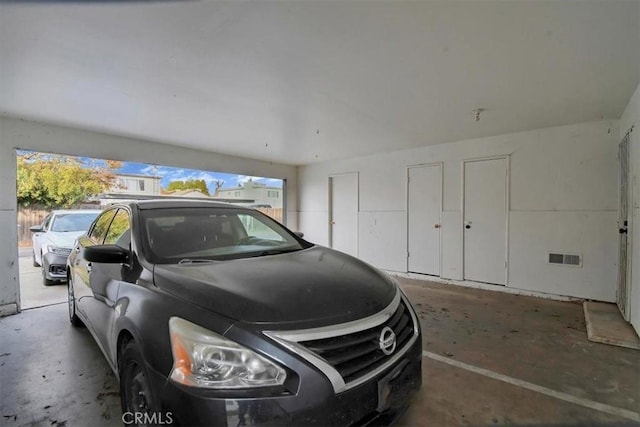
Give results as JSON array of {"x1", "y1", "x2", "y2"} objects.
[{"x1": 548, "y1": 253, "x2": 582, "y2": 267}]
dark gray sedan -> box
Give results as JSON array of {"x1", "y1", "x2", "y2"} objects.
[{"x1": 67, "y1": 200, "x2": 421, "y2": 426}]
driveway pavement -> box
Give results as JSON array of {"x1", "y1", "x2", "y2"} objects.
[{"x1": 18, "y1": 253, "x2": 67, "y2": 310}]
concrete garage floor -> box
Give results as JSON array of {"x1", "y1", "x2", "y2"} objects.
[
  {"x1": 1, "y1": 277, "x2": 638, "y2": 426},
  {"x1": 398, "y1": 279, "x2": 639, "y2": 426}
]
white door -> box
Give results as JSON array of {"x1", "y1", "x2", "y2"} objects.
[
  {"x1": 617, "y1": 132, "x2": 631, "y2": 319},
  {"x1": 329, "y1": 173, "x2": 358, "y2": 257},
  {"x1": 407, "y1": 164, "x2": 442, "y2": 275},
  {"x1": 464, "y1": 158, "x2": 508, "y2": 285}
]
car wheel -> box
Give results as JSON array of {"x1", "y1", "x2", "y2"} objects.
[
  {"x1": 67, "y1": 278, "x2": 82, "y2": 327},
  {"x1": 42, "y1": 266, "x2": 56, "y2": 286},
  {"x1": 120, "y1": 341, "x2": 159, "y2": 425},
  {"x1": 32, "y1": 251, "x2": 40, "y2": 267}
]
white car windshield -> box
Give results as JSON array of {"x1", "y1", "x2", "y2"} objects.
[{"x1": 50, "y1": 213, "x2": 100, "y2": 232}]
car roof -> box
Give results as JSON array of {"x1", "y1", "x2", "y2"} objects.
[
  {"x1": 119, "y1": 199, "x2": 249, "y2": 211},
  {"x1": 50, "y1": 209, "x2": 102, "y2": 215}
]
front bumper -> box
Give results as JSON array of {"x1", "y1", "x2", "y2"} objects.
[
  {"x1": 42, "y1": 252, "x2": 69, "y2": 281},
  {"x1": 148, "y1": 336, "x2": 422, "y2": 426}
]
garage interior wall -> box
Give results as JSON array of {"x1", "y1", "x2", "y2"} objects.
[
  {"x1": 0, "y1": 116, "x2": 299, "y2": 316},
  {"x1": 299, "y1": 120, "x2": 620, "y2": 304},
  {"x1": 621, "y1": 82, "x2": 640, "y2": 333}
]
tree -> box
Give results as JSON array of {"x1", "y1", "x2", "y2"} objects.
[
  {"x1": 213, "y1": 180, "x2": 224, "y2": 197},
  {"x1": 17, "y1": 153, "x2": 118, "y2": 208},
  {"x1": 166, "y1": 179, "x2": 211, "y2": 196}
]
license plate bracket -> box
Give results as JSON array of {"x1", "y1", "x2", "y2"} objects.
[{"x1": 376, "y1": 359, "x2": 410, "y2": 412}]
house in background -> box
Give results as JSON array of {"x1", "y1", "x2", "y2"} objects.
[
  {"x1": 99, "y1": 173, "x2": 256, "y2": 207},
  {"x1": 216, "y1": 179, "x2": 282, "y2": 208},
  {"x1": 98, "y1": 173, "x2": 162, "y2": 206},
  {"x1": 112, "y1": 173, "x2": 162, "y2": 196},
  {"x1": 162, "y1": 189, "x2": 210, "y2": 198}
]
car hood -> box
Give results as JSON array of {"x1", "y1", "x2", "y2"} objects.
[
  {"x1": 153, "y1": 246, "x2": 397, "y2": 326},
  {"x1": 44, "y1": 231, "x2": 85, "y2": 248}
]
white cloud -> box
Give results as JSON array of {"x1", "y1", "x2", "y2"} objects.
[{"x1": 140, "y1": 165, "x2": 157, "y2": 175}]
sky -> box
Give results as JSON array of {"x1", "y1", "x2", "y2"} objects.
[
  {"x1": 18, "y1": 150, "x2": 283, "y2": 192},
  {"x1": 117, "y1": 161, "x2": 283, "y2": 191}
]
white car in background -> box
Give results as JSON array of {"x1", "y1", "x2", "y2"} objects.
[{"x1": 31, "y1": 210, "x2": 102, "y2": 285}]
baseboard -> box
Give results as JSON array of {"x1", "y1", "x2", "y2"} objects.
[{"x1": 387, "y1": 271, "x2": 582, "y2": 303}]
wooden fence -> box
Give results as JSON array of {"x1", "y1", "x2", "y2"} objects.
[
  {"x1": 18, "y1": 207, "x2": 284, "y2": 246},
  {"x1": 17, "y1": 208, "x2": 48, "y2": 246},
  {"x1": 256, "y1": 208, "x2": 283, "y2": 223}
]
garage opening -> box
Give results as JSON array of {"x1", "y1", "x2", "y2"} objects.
[{"x1": 16, "y1": 149, "x2": 284, "y2": 310}]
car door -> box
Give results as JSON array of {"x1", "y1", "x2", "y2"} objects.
[
  {"x1": 32, "y1": 213, "x2": 52, "y2": 265},
  {"x1": 87, "y1": 208, "x2": 132, "y2": 354},
  {"x1": 73, "y1": 209, "x2": 117, "y2": 321}
]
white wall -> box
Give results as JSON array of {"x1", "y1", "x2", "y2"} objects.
[
  {"x1": 299, "y1": 120, "x2": 619, "y2": 302},
  {"x1": 620, "y1": 83, "x2": 640, "y2": 334},
  {"x1": 0, "y1": 135, "x2": 19, "y2": 316},
  {"x1": 0, "y1": 117, "x2": 298, "y2": 315}
]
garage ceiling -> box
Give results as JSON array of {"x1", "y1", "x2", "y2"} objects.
[{"x1": 0, "y1": 1, "x2": 638, "y2": 165}]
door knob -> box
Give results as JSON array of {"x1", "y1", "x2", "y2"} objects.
[
  {"x1": 331, "y1": 221, "x2": 336, "y2": 225},
  {"x1": 620, "y1": 228, "x2": 628, "y2": 234},
  {"x1": 434, "y1": 224, "x2": 441, "y2": 229},
  {"x1": 465, "y1": 224, "x2": 471, "y2": 229}
]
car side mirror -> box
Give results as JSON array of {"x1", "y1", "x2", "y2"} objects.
[
  {"x1": 30, "y1": 225, "x2": 43, "y2": 233},
  {"x1": 84, "y1": 245, "x2": 128, "y2": 264},
  {"x1": 294, "y1": 231, "x2": 304, "y2": 238}
]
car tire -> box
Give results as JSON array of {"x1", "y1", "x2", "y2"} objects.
[
  {"x1": 120, "y1": 341, "x2": 159, "y2": 421},
  {"x1": 32, "y1": 251, "x2": 40, "y2": 267},
  {"x1": 67, "y1": 277, "x2": 82, "y2": 327},
  {"x1": 42, "y1": 266, "x2": 56, "y2": 286}
]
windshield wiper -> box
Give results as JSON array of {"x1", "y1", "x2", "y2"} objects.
[
  {"x1": 178, "y1": 259, "x2": 216, "y2": 265},
  {"x1": 255, "y1": 248, "x2": 301, "y2": 257}
]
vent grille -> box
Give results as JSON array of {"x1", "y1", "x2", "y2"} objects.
[
  {"x1": 564, "y1": 254, "x2": 581, "y2": 266},
  {"x1": 548, "y1": 253, "x2": 582, "y2": 267},
  {"x1": 549, "y1": 253, "x2": 564, "y2": 264}
]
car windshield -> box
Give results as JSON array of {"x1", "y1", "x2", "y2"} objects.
[
  {"x1": 50, "y1": 212, "x2": 100, "y2": 232},
  {"x1": 141, "y1": 207, "x2": 311, "y2": 264}
]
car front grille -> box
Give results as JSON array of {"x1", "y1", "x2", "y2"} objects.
[
  {"x1": 298, "y1": 298, "x2": 415, "y2": 385},
  {"x1": 50, "y1": 247, "x2": 72, "y2": 256},
  {"x1": 265, "y1": 291, "x2": 420, "y2": 394}
]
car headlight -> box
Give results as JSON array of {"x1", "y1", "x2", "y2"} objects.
[
  {"x1": 169, "y1": 317, "x2": 286, "y2": 389},
  {"x1": 47, "y1": 245, "x2": 72, "y2": 256}
]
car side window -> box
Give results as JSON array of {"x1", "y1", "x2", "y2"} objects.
[
  {"x1": 104, "y1": 209, "x2": 131, "y2": 249},
  {"x1": 89, "y1": 210, "x2": 117, "y2": 244},
  {"x1": 42, "y1": 214, "x2": 52, "y2": 232},
  {"x1": 237, "y1": 213, "x2": 286, "y2": 241}
]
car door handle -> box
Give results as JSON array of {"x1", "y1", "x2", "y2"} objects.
[{"x1": 86, "y1": 263, "x2": 92, "y2": 273}]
